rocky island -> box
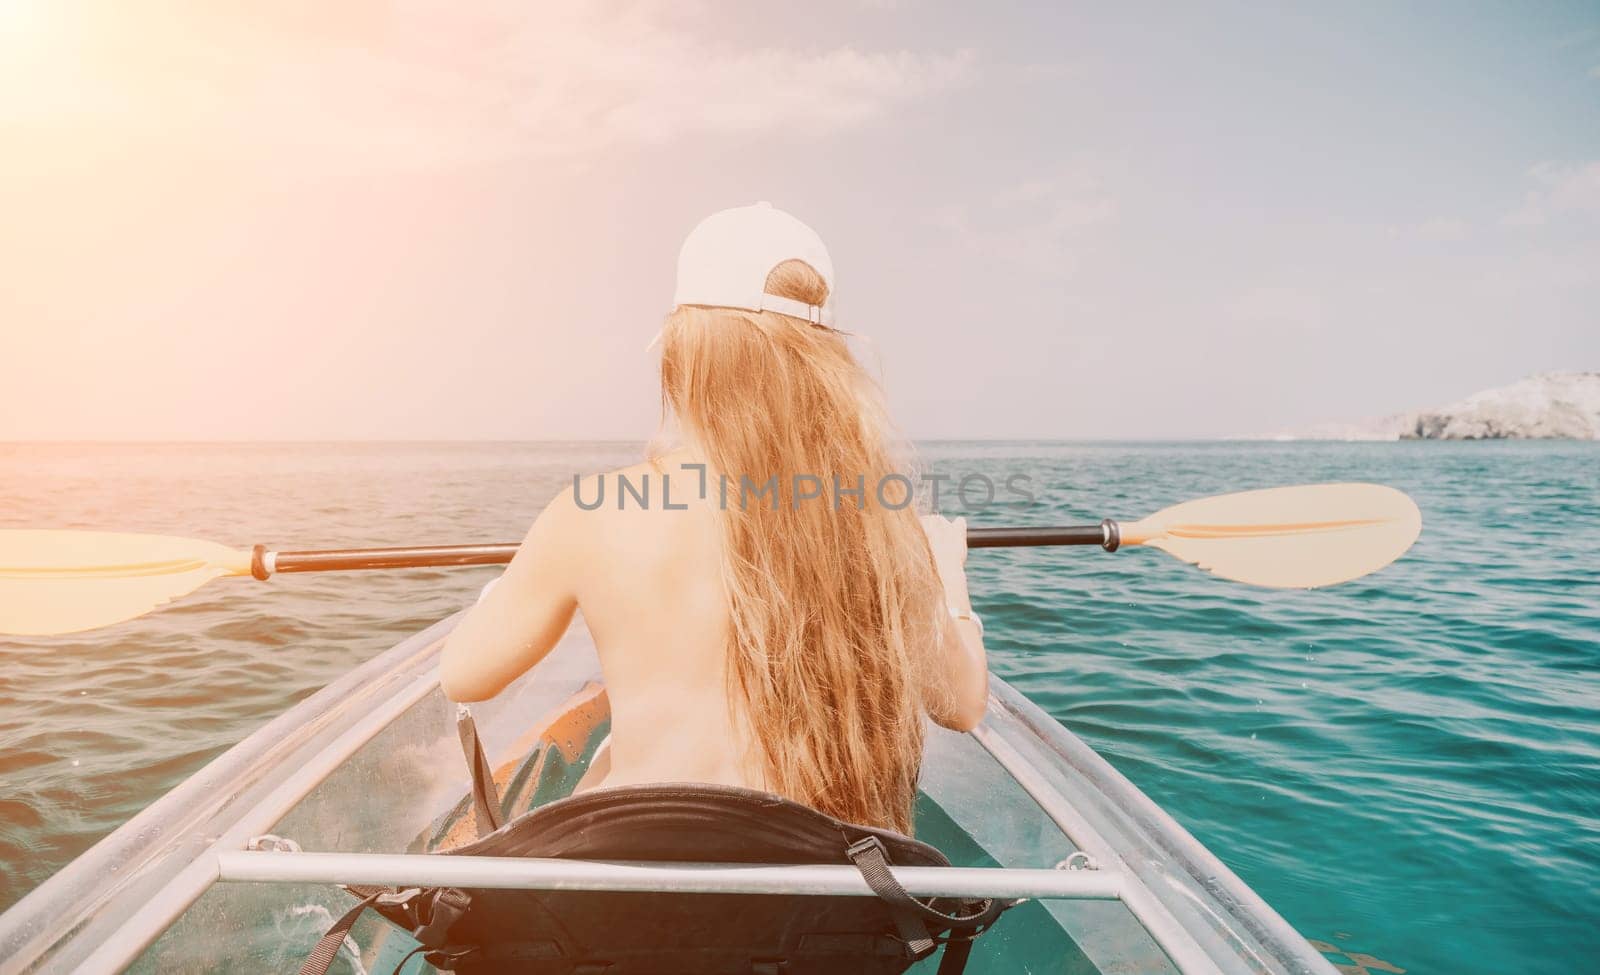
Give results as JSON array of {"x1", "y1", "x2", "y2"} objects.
[{"x1": 1285, "y1": 372, "x2": 1600, "y2": 440}]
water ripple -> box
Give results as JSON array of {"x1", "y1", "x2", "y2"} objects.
[{"x1": 1, "y1": 440, "x2": 1596, "y2": 974}]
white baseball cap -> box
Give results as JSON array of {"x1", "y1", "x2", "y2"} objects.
[{"x1": 673, "y1": 202, "x2": 835, "y2": 326}]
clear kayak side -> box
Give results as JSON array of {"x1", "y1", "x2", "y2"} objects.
[{"x1": 0, "y1": 615, "x2": 1336, "y2": 975}]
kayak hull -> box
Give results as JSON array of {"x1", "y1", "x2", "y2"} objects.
[{"x1": 0, "y1": 615, "x2": 1335, "y2": 975}]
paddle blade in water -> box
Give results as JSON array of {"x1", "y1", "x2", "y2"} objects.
[
  {"x1": 0, "y1": 530, "x2": 253, "y2": 636},
  {"x1": 1118, "y1": 483, "x2": 1421, "y2": 589}
]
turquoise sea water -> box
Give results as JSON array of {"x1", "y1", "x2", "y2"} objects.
[{"x1": 0, "y1": 440, "x2": 1595, "y2": 973}]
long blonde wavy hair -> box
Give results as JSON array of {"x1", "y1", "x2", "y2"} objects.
[{"x1": 656, "y1": 260, "x2": 945, "y2": 833}]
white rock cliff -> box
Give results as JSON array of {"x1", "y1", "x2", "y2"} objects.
[{"x1": 1284, "y1": 372, "x2": 1600, "y2": 440}]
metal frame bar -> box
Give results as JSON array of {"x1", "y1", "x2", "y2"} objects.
[{"x1": 217, "y1": 851, "x2": 1124, "y2": 901}]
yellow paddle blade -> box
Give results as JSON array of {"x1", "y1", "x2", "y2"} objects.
[
  {"x1": 0, "y1": 530, "x2": 253, "y2": 636},
  {"x1": 1118, "y1": 483, "x2": 1421, "y2": 589}
]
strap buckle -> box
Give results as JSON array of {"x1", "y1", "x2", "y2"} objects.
[
  {"x1": 375, "y1": 887, "x2": 423, "y2": 908},
  {"x1": 846, "y1": 834, "x2": 887, "y2": 861},
  {"x1": 414, "y1": 886, "x2": 472, "y2": 948}
]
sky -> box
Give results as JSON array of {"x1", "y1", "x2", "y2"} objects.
[{"x1": 1, "y1": 0, "x2": 1597, "y2": 440}]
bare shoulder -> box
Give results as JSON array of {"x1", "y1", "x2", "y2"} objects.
[
  {"x1": 541, "y1": 461, "x2": 666, "y2": 535},
  {"x1": 523, "y1": 475, "x2": 607, "y2": 559},
  {"x1": 570, "y1": 454, "x2": 709, "y2": 514},
  {"x1": 537, "y1": 454, "x2": 713, "y2": 572}
]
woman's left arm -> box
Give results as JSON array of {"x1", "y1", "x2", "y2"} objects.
[
  {"x1": 440, "y1": 488, "x2": 582, "y2": 702},
  {"x1": 921, "y1": 514, "x2": 990, "y2": 731}
]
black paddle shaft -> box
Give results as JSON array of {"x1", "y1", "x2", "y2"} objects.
[
  {"x1": 258, "y1": 543, "x2": 520, "y2": 578},
  {"x1": 967, "y1": 521, "x2": 1119, "y2": 550},
  {"x1": 255, "y1": 521, "x2": 1121, "y2": 579}
]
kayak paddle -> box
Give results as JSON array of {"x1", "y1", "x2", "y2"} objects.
[{"x1": 0, "y1": 482, "x2": 1420, "y2": 636}]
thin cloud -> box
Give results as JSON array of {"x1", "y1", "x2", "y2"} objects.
[
  {"x1": 1224, "y1": 285, "x2": 1326, "y2": 335},
  {"x1": 931, "y1": 169, "x2": 1117, "y2": 276},
  {"x1": 1503, "y1": 161, "x2": 1600, "y2": 226},
  {"x1": 1391, "y1": 217, "x2": 1469, "y2": 242},
  {"x1": 1553, "y1": 27, "x2": 1597, "y2": 50},
  {"x1": 0, "y1": 0, "x2": 974, "y2": 167}
]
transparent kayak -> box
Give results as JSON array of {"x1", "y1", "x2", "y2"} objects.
[{"x1": 0, "y1": 615, "x2": 1337, "y2": 974}]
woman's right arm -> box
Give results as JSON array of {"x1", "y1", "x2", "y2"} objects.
[
  {"x1": 921, "y1": 514, "x2": 990, "y2": 731},
  {"x1": 440, "y1": 487, "x2": 583, "y2": 702}
]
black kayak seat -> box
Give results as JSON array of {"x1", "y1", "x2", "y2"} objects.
[{"x1": 300, "y1": 783, "x2": 1011, "y2": 975}]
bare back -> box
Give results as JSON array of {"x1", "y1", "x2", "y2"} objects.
[
  {"x1": 440, "y1": 453, "x2": 764, "y2": 791},
  {"x1": 568, "y1": 457, "x2": 757, "y2": 790},
  {"x1": 439, "y1": 451, "x2": 988, "y2": 805}
]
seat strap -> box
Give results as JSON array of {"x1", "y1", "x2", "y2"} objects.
[
  {"x1": 845, "y1": 835, "x2": 1005, "y2": 967},
  {"x1": 936, "y1": 929, "x2": 978, "y2": 975},
  {"x1": 391, "y1": 944, "x2": 428, "y2": 974},
  {"x1": 298, "y1": 891, "x2": 381, "y2": 975},
  {"x1": 301, "y1": 886, "x2": 472, "y2": 975},
  {"x1": 845, "y1": 836, "x2": 1000, "y2": 928},
  {"x1": 456, "y1": 705, "x2": 501, "y2": 836},
  {"x1": 845, "y1": 837, "x2": 936, "y2": 957}
]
